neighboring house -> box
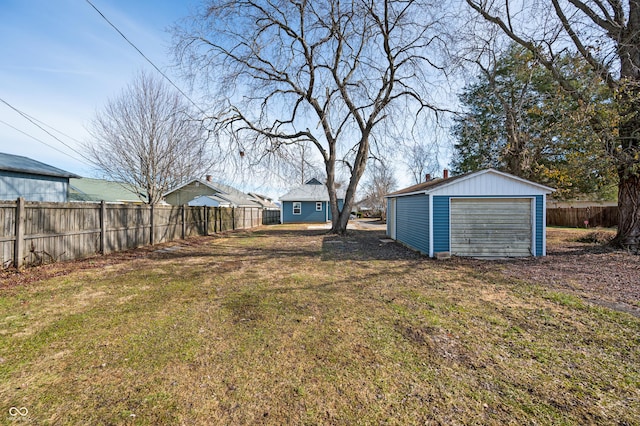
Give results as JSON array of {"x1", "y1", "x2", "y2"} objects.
[
  {"x1": 279, "y1": 178, "x2": 345, "y2": 223},
  {"x1": 385, "y1": 169, "x2": 554, "y2": 258},
  {"x1": 164, "y1": 176, "x2": 261, "y2": 208},
  {"x1": 0, "y1": 152, "x2": 79, "y2": 202},
  {"x1": 247, "y1": 192, "x2": 280, "y2": 210},
  {"x1": 68, "y1": 177, "x2": 147, "y2": 203}
]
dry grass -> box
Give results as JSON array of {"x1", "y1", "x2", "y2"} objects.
[{"x1": 1, "y1": 225, "x2": 638, "y2": 425}]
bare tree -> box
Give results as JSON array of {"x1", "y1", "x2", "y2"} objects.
[
  {"x1": 174, "y1": 0, "x2": 449, "y2": 234},
  {"x1": 360, "y1": 160, "x2": 397, "y2": 219},
  {"x1": 465, "y1": 0, "x2": 640, "y2": 251},
  {"x1": 86, "y1": 71, "x2": 210, "y2": 204},
  {"x1": 403, "y1": 142, "x2": 440, "y2": 185}
]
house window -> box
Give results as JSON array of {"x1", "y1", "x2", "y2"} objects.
[
  {"x1": 293, "y1": 202, "x2": 302, "y2": 215},
  {"x1": 316, "y1": 202, "x2": 323, "y2": 211}
]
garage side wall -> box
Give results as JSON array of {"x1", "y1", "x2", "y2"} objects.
[
  {"x1": 395, "y1": 194, "x2": 429, "y2": 254},
  {"x1": 386, "y1": 198, "x2": 392, "y2": 237}
]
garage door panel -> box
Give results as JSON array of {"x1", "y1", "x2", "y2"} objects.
[{"x1": 451, "y1": 198, "x2": 532, "y2": 257}]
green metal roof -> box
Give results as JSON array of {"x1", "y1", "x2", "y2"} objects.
[{"x1": 69, "y1": 178, "x2": 147, "y2": 203}]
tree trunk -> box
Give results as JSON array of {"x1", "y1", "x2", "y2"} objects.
[
  {"x1": 329, "y1": 136, "x2": 370, "y2": 235},
  {"x1": 612, "y1": 78, "x2": 640, "y2": 253},
  {"x1": 612, "y1": 4, "x2": 640, "y2": 252},
  {"x1": 331, "y1": 207, "x2": 352, "y2": 235},
  {"x1": 614, "y1": 168, "x2": 640, "y2": 253}
]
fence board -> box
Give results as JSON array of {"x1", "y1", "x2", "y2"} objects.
[
  {"x1": 105, "y1": 204, "x2": 151, "y2": 253},
  {"x1": 153, "y1": 206, "x2": 181, "y2": 244},
  {"x1": 0, "y1": 202, "x2": 16, "y2": 268},
  {"x1": 262, "y1": 209, "x2": 280, "y2": 225},
  {"x1": 1, "y1": 199, "x2": 274, "y2": 269}
]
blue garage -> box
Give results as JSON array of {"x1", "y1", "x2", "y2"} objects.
[{"x1": 385, "y1": 169, "x2": 554, "y2": 257}]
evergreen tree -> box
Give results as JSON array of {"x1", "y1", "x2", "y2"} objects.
[{"x1": 451, "y1": 45, "x2": 616, "y2": 200}]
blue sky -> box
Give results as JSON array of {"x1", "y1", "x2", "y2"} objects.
[
  {"x1": 0, "y1": 0, "x2": 198, "y2": 177},
  {"x1": 0, "y1": 0, "x2": 452, "y2": 197}
]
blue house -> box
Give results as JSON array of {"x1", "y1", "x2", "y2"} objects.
[
  {"x1": 0, "y1": 152, "x2": 79, "y2": 202},
  {"x1": 385, "y1": 169, "x2": 554, "y2": 257},
  {"x1": 280, "y1": 178, "x2": 345, "y2": 223}
]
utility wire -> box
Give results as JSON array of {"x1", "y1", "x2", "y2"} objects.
[
  {"x1": 85, "y1": 0, "x2": 209, "y2": 117},
  {"x1": 0, "y1": 119, "x2": 92, "y2": 166},
  {"x1": 0, "y1": 97, "x2": 91, "y2": 162},
  {"x1": 23, "y1": 111, "x2": 86, "y2": 146}
]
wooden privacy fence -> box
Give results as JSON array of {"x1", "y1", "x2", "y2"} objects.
[
  {"x1": 0, "y1": 199, "x2": 267, "y2": 269},
  {"x1": 546, "y1": 206, "x2": 618, "y2": 228},
  {"x1": 262, "y1": 209, "x2": 281, "y2": 225}
]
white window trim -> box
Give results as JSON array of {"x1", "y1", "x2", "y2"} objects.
[
  {"x1": 315, "y1": 202, "x2": 323, "y2": 211},
  {"x1": 293, "y1": 201, "x2": 302, "y2": 215}
]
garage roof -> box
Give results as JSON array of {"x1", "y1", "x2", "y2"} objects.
[{"x1": 386, "y1": 168, "x2": 554, "y2": 198}]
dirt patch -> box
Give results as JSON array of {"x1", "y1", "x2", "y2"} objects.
[{"x1": 497, "y1": 228, "x2": 640, "y2": 316}]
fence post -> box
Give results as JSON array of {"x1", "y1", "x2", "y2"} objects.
[
  {"x1": 100, "y1": 201, "x2": 107, "y2": 255},
  {"x1": 232, "y1": 208, "x2": 236, "y2": 230},
  {"x1": 204, "y1": 206, "x2": 209, "y2": 236},
  {"x1": 14, "y1": 197, "x2": 25, "y2": 268},
  {"x1": 149, "y1": 204, "x2": 155, "y2": 245},
  {"x1": 182, "y1": 205, "x2": 187, "y2": 239}
]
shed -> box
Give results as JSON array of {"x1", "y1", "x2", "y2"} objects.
[
  {"x1": 279, "y1": 178, "x2": 345, "y2": 223},
  {"x1": 385, "y1": 169, "x2": 555, "y2": 257},
  {"x1": 0, "y1": 152, "x2": 79, "y2": 202}
]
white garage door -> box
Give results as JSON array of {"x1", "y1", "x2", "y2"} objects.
[{"x1": 450, "y1": 198, "x2": 533, "y2": 257}]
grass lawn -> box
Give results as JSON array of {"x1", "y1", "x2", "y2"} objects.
[{"x1": 1, "y1": 225, "x2": 638, "y2": 424}]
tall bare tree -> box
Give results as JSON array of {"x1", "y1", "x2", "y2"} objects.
[
  {"x1": 465, "y1": 0, "x2": 640, "y2": 251},
  {"x1": 403, "y1": 142, "x2": 440, "y2": 185},
  {"x1": 174, "y1": 0, "x2": 448, "y2": 234},
  {"x1": 360, "y1": 160, "x2": 397, "y2": 219},
  {"x1": 86, "y1": 71, "x2": 210, "y2": 204}
]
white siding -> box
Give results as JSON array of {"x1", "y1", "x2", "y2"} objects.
[{"x1": 430, "y1": 172, "x2": 550, "y2": 197}]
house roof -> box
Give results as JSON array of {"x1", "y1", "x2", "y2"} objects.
[
  {"x1": 0, "y1": 152, "x2": 79, "y2": 179},
  {"x1": 279, "y1": 181, "x2": 346, "y2": 202},
  {"x1": 69, "y1": 178, "x2": 147, "y2": 203},
  {"x1": 386, "y1": 168, "x2": 555, "y2": 197},
  {"x1": 247, "y1": 192, "x2": 279, "y2": 209},
  {"x1": 164, "y1": 178, "x2": 262, "y2": 208},
  {"x1": 188, "y1": 195, "x2": 232, "y2": 207}
]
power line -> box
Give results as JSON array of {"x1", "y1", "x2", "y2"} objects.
[
  {"x1": 0, "y1": 97, "x2": 91, "y2": 162},
  {"x1": 0, "y1": 119, "x2": 92, "y2": 167},
  {"x1": 22, "y1": 110, "x2": 85, "y2": 146},
  {"x1": 85, "y1": 0, "x2": 209, "y2": 117}
]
